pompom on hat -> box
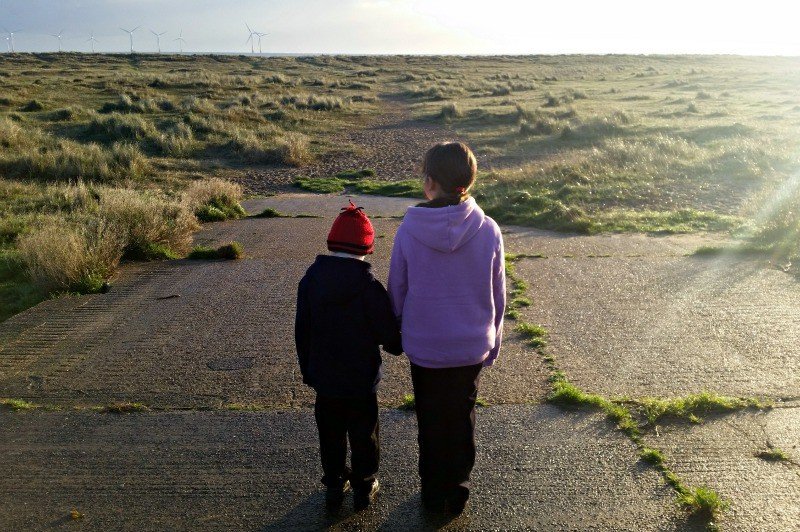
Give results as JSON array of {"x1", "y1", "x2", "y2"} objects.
[{"x1": 327, "y1": 200, "x2": 374, "y2": 255}]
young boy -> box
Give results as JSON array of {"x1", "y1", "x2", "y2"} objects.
[{"x1": 295, "y1": 200, "x2": 402, "y2": 511}]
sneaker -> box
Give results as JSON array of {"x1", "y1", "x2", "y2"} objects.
[
  {"x1": 325, "y1": 480, "x2": 350, "y2": 509},
  {"x1": 353, "y1": 479, "x2": 380, "y2": 511}
]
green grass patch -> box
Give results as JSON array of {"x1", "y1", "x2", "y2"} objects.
[
  {"x1": 293, "y1": 176, "x2": 348, "y2": 194},
  {"x1": 0, "y1": 398, "x2": 40, "y2": 411},
  {"x1": 476, "y1": 397, "x2": 490, "y2": 407},
  {"x1": 515, "y1": 322, "x2": 548, "y2": 348},
  {"x1": 510, "y1": 296, "x2": 531, "y2": 307},
  {"x1": 187, "y1": 241, "x2": 243, "y2": 260},
  {"x1": 253, "y1": 207, "x2": 287, "y2": 218},
  {"x1": 195, "y1": 201, "x2": 247, "y2": 223},
  {"x1": 637, "y1": 392, "x2": 768, "y2": 425},
  {"x1": 639, "y1": 447, "x2": 666, "y2": 467},
  {"x1": 678, "y1": 486, "x2": 729, "y2": 521},
  {"x1": 293, "y1": 176, "x2": 424, "y2": 198},
  {"x1": 398, "y1": 393, "x2": 415, "y2": 411}
]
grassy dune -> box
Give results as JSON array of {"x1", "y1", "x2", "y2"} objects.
[{"x1": 1, "y1": 54, "x2": 799, "y2": 320}]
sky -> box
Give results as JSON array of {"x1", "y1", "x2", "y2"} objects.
[{"x1": 1, "y1": 0, "x2": 800, "y2": 55}]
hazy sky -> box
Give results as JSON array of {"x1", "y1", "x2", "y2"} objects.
[{"x1": 1, "y1": 0, "x2": 799, "y2": 55}]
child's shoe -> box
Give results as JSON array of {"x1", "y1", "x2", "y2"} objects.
[
  {"x1": 353, "y1": 479, "x2": 380, "y2": 511},
  {"x1": 325, "y1": 480, "x2": 350, "y2": 509},
  {"x1": 421, "y1": 488, "x2": 446, "y2": 513},
  {"x1": 445, "y1": 488, "x2": 469, "y2": 515}
]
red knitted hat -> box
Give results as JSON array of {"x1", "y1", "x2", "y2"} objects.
[{"x1": 327, "y1": 200, "x2": 374, "y2": 255}]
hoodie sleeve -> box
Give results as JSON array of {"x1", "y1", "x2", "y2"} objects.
[
  {"x1": 387, "y1": 230, "x2": 408, "y2": 321},
  {"x1": 484, "y1": 231, "x2": 506, "y2": 367},
  {"x1": 365, "y1": 280, "x2": 403, "y2": 355},
  {"x1": 295, "y1": 276, "x2": 312, "y2": 385}
]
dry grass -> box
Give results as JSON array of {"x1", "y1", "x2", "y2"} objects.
[
  {"x1": 17, "y1": 219, "x2": 123, "y2": 293},
  {"x1": 13, "y1": 183, "x2": 201, "y2": 293},
  {"x1": 183, "y1": 177, "x2": 246, "y2": 222},
  {"x1": 99, "y1": 188, "x2": 198, "y2": 259}
]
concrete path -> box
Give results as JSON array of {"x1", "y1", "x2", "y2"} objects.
[
  {"x1": 1, "y1": 193, "x2": 799, "y2": 530},
  {"x1": 0, "y1": 407, "x2": 689, "y2": 531}
]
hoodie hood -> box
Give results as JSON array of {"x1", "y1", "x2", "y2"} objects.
[
  {"x1": 308, "y1": 255, "x2": 372, "y2": 304},
  {"x1": 402, "y1": 197, "x2": 486, "y2": 253}
]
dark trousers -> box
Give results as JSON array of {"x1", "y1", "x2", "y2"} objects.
[
  {"x1": 410, "y1": 362, "x2": 482, "y2": 501},
  {"x1": 314, "y1": 393, "x2": 379, "y2": 491}
]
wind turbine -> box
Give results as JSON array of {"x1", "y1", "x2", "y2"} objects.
[
  {"x1": 174, "y1": 29, "x2": 186, "y2": 53},
  {"x1": 50, "y1": 29, "x2": 65, "y2": 52},
  {"x1": 120, "y1": 26, "x2": 140, "y2": 53},
  {"x1": 150, "y1": 29, "x2": 166, "y2": 53},
  {"x1": 245, "y1": 23, "x2": 257, "y2": 53},
  {"x1": 3, "y1": 29, "x2": 19, "y2": 53},
  {"x1": 86, "y1": 32, "x2": 98, "y2": 53},
  {"x1": 256, "y1": 32, "x2": 268, "y2": 54}
]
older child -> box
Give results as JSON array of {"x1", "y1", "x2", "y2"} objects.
[
  {"x1": 296, "y1": 200, "x2": 402, "y2": 511},
  {"x1": 388, "y1": 142, "x2": 505, "y2": 514}
]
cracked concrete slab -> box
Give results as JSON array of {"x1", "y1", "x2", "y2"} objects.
[
  {"x1": 512, "y1": 247, "x2": 800, "y2": 399},
  {"x1": 643, "y1": 406, "x2": 800, "y2": 531},
  {"x1": 0, "y1": 405, "x2": 689, "y2": 531}
]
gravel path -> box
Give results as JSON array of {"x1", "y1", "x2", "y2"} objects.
[{"x1": 233, "y1": 96, "x2": 489, "y2": 195}]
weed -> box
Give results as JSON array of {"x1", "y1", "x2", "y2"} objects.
[
  {"x1": 639, "y1": 447, "x2": 666, "y2": 467},
  {"x1": 510, "y1": 296, "x2": 531, "y2": 307},
  {"x1": 678, "y1": 486, "x2": 729, "y2": 521},
  {"x1": 0, "y1": 398, "x2": 39, "y2": 411},
  {"x1": 398, "y1": 394, "x2": 415, "y2": 411},
  {"x1": 475, "y1": 397, "x2": 490, "y2": 407},
  {"x1": 254, "y1": 207, "x2": 286, "y2": 218},
  {"x1": 515, "y1": 322, "x2": 547, "y2": 348},
  {"x1": 637, "y1": 392, "x2": 767, "y2": 425},
  {"x1": 99, "y1": 402, "x2": 149, "y2": 414},
  {"x1": 187, "y1": 241, "x2": 243, "y2": 260}
]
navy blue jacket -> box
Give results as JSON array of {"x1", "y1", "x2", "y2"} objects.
[{"x1": 295, "y1": 255, "x2": 402, "y2": 397}]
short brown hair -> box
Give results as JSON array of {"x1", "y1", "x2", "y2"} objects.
[{"x1": 421, "y1": 142, "x2": 477, "y2": 196}]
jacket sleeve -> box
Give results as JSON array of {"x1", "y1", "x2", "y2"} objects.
[
  {"x1": 365, "y1": 280, "x2": 403, "y2": 355},
  {"x1": 484, "y1": 233, "x2": 506, "y2": 367},
  {"x1": 295, "y1": 277, "x2": 312, "y2": 385},
  {"x1": 387, "y1": 231, "x2": 408, "y2": 321}
]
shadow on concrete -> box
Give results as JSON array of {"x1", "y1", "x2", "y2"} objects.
[
  {"x1": 261, "y1": 491, "x2": 351, "y2": 531},
  {"x1": 378, "y1": 493, "x2": 466, "y2": 531}
]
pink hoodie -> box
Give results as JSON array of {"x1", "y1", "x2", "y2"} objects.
[{"x1": 387, "y1": 197, "x2": 506, "y2": 368}]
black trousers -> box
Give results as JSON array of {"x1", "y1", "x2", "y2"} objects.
[
  {"x1": 314, "y1": 393, "x2": 379, "y2": 491},
  {"x1": 410, "y1": 362, "x2": 482, "y2": 501}
]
